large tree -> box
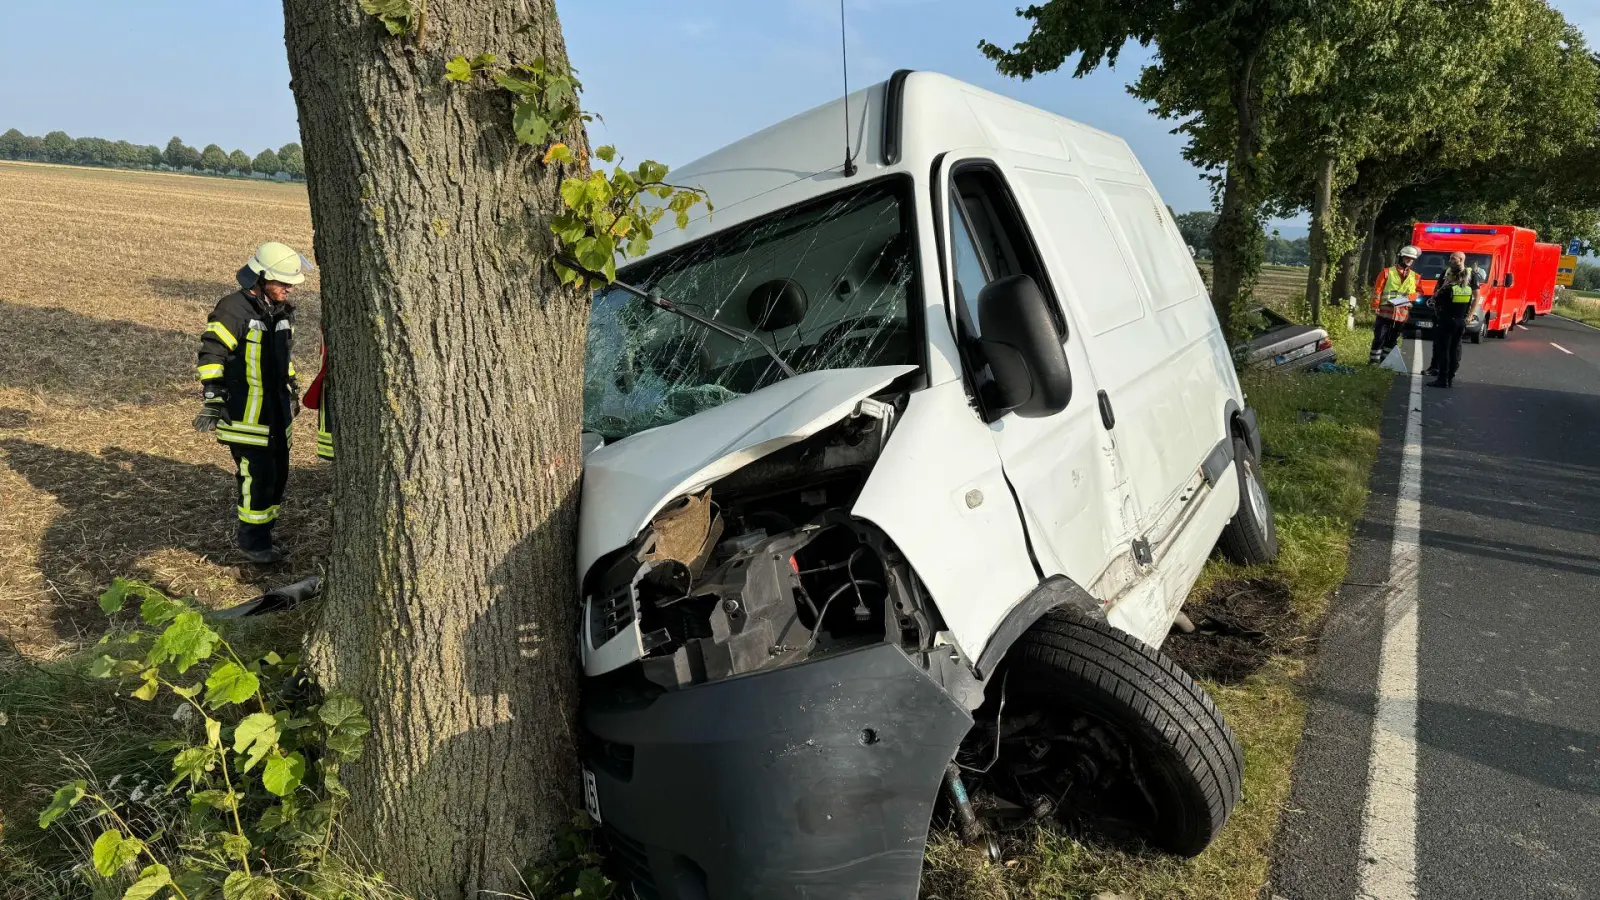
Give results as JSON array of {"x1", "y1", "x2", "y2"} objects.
[
  {"x1": 278, "y1": 140, "x2": 306, "y2": 179},
  {"x1": 229, "y1": 148, "x2": 253, "y2": 172},
  {"x1": 281, "y1": 2, "x2": 589, "y2": 897},
  {"x1": 251, "y1": 147, "x2": 281, "y2": 175},
  {"x1": 200, "y1": 143, "x2": 229, "y2": 172},
  {"x1": 981, "y1": 0, "x2": 1314, "y2": 337}
]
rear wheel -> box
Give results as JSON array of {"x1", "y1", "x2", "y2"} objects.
[
  {"x1": 1525, "y1": 306, "x2": 1537, "y2": 325},
  {"x1": 1219, "y1": 436, "x2": 1278, "y2": 565},
  {"x1": 959, "y1": 611, "x2": 1243, "y2": 856}
]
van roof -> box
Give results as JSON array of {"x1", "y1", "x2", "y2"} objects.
[{"x1": 636, "y1": 71, "x2": 1143, "y2": 261}]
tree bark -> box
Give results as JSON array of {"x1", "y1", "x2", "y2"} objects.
[
  {"x1": 1333, "y1": 199, "x2": 1380, "y2": 305},
  {"x1": 281, "y1": 3, "x2": 589, "y2": 898},
  {"x1": 1305, "y1": 151, "x2": 1335, "y2": 324},
  {"x1": 1209, "y1": 43, "x2": 1268, "y2": 342}
]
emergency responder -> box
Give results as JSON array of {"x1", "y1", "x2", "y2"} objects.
[
  {"x1": 193, "y1": 242, "x2": 310, "y2": 563},
  {"x1": 1369, "y1": 244, "x2": 1422, "y2": 364},
  {"x1": 1427, "y1": 250, "x2": 1484, "y2": 388},
  {"x1": 303, "y1": 341, "x2": 334, "y2": 461}
]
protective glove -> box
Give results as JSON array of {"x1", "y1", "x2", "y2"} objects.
[
  {"x1": 288, "y1": 378, "x2": 302, "y2": 419},
  {"x1": 194, "y1": 384, "x2": 231, "y2": 432}
]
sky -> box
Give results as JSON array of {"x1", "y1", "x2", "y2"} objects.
[{"x1": 5, "y1": 0, "x2": 1600, "y2": 229}]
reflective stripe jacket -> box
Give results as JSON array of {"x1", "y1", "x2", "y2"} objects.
[
  {"x1": 196, "y1": 289, "x2": 297, "y2": 447},
  {"x1": 1371, "y1": 266, "x2": 1420, "y2": 323}
]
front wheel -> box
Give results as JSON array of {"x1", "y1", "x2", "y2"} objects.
[
  {"x1": 1470, "y1": 325, "x2": 1484, "y2": 344},
  {"x1": 959, "y1": 611, "x2": 1243, "y2": 856},
  {"x1": 1219, "y1": 436, "x2": 1278, "y2": 565}
]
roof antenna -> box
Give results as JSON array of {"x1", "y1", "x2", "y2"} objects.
[{"x1": 840, "y1": 0, "x2": 857, "y2": 178}]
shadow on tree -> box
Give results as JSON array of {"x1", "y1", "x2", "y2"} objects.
[{"x1": 0, "y1": 439, "x2": 330, "y2": 643}]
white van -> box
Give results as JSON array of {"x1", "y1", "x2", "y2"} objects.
[{"x1": 576, "y1": 71, "x2": 1277, "y2": 900}]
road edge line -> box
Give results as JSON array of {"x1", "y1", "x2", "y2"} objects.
[
  {"x1": 1552, "y1": 313, "x2": 1600, "y2": 333},
  {"x1": 1356, "y1": 335, "x2": 1423, "y2": 899}
]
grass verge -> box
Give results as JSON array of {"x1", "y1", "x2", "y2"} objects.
[
  {"x1": 1554, "y1": 294, "x2": 1600, "y2": 327},
  {"x1": 922, "y1": 324, "x2": 1392, "y2": 899}
]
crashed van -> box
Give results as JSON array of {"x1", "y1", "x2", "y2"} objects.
[{"x1": 575, "y1": 71, "x2": 1276, "y2": 900}]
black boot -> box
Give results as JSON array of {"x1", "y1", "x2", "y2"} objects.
[
  {"x1": 1428, "y1": 377, "x2": 1450, "y2": 388},
  {"x1": 237, "y1": 523, "x2": 284, "y2": 565}
]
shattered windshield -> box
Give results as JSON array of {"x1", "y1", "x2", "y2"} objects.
[{"x1": 583, "y1": 178, "x2": 919, "y2": 440}]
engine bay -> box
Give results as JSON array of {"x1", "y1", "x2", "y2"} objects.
[{"x1": 582, "y1": 397, "x2": 944, "y2": 691}]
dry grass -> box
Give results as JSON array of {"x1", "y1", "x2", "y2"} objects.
[
  {"x1": 1554, "y1": 293, "x2": 1600, "y2": 327},
  {"x1": 0, "y1": 161, "x2": 329, "y2": 655}
]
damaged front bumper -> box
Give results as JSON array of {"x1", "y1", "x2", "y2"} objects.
[{"x1": 582, "y1": 642, "x2": 971, "y2": 900}]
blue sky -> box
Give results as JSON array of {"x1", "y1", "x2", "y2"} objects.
[{"x1": 5, "y1": 0, "x2": 1599, "y2": 225}]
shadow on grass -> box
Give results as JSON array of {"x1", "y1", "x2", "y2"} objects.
[
  {"x1": 0, "y1": 439, "x2": 330, "y2": 643},
  {"x1": 0, "y1": 301, "x2": 193, "y2": 404}
]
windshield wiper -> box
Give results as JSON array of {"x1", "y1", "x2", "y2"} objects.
[{"x1": 560, "y1": 257, "x2": 797, "y2": 378}]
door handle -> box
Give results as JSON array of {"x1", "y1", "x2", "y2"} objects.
[{"x1": 1098, "y1": 390, "x2": 1115, "y2": 429}]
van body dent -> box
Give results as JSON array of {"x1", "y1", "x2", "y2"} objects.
[{"x1": 574, "y1": 72, "x2": 1269, "y2": 899}]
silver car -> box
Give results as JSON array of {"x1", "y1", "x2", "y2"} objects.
[{"x1": 1241, "y1": 307, "x2": 1335, "y2": 370}]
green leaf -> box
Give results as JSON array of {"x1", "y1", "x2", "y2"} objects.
[
  {"x1": 262, "y1": 752, "x2": 306, "y2": 797},
  {"x1": 131, "y1": 672, "x2": 159, "y2": 702},
  {"x1": 262, "y1": 651, "x2": 282, "y2": 666},
  {"x1": 543, "y1": 142, "x2": 576, "y2": 166},
  {"x1": 316, "y1": 695, "x2": 364, "y2": 731},
  {"x1": 170, "y1": 746, "x2": 216, "y2": 788},
  {"x1": 324, "y1": 731, "x2": 365, "y2": 759},
  {"x1": 232, "y1": 712, "x2": 279, "y2": 773},
  {"x1": 148, "y1": 612, "x2": 219, "y2": 674},
  {"x1": 470, "y1": 52, "x2": 497, "y2": 68},
  {"x1": 205, "y1": 717, "x2": 222, "y2": 748},
  {"x1": 122, "y1": 864, "x2": 171, "y2": 900},
  {"x1": 638, "y1": 160, "x2": 670, "y2": 185},
  {"x1": 189, "y1": 789, "x2": 238, "y2": 812},
  {"x1": 444, "y1": 56, "x2": 474, "y2": 83},
  {"x1": 170, "y1": 682, "x2": 201, "y2": 700},
  {"x1": 99, "y1": 580, "x2": 130, "y2": 614},
  {"x1": 512, "y1": 103, "x2": 551, "y2": 146},
  {"x1": 139, "y1": 591, "x2": 183, "y2": 627},
  {"x1": 554, "y1": 261, "x2": 581, "y2": 286},
  {"x1": 87, "y1": 655, "x2": 117, "y2": 678},
  {"x1": 561, "y1": 178, "x2": 589, "y2": 212},
  {"x1": 93, "y1": 829, "x2": 141, "y2": 878},
  {"x1": 38, "y1": 780, "x2": 86, "y2": 829},
  {"x1": 626, "y1": 234, "x2": 651, "y2": 259},
  {"x1": 574, "y1": 866, "x2": 613, "y2": 898},
  {"x1": 222, "y1": 871, "x2": 278, "y2": 900},
  {"x1": 596, "y1": 145, "x2": 618, "y2": 163},
  {"x1": 493, "y1": 72, "x2": 541, "y2": 97},
  {"x1": 220, "y1": 832, "x2": 252, "y2": 863},
  {"x1": 204, "y1": 662, "x2": 259, "y2": 709},
  {"x1": 256, "y1": 804, "x2": 289, "y2": 832},
  {"x1": 551, "y1": 213, "x2": 589, "y2": 247}
]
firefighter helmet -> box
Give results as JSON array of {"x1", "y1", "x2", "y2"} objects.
[
  {"x1": 246, "y1": 242, "x2": 312, "y2": 285},
  {"x1": 1398, "y1": 245, "x2": 1421, "y2": 261}
]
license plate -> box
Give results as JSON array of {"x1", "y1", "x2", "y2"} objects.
[
  {"x1": 583, "y1": 767, "x2": 602, "y2": 824},
  {"x1": 1274, "y1": 344, "x2": 1315, "y2": 365}
]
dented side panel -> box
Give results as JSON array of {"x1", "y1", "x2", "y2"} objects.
[{"x1": 851, "y1": 379, "x2": 1038, "y2": 663}]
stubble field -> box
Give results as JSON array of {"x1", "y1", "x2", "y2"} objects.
[{"x1": 0, "y1": 161, "x2": 329, "y2": 657}]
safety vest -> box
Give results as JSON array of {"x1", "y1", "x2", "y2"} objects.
[
  {"x1": 1448, "y1": 280, "x2": 1474, "y2": 303},
  {"x1": 196, "y1": 290, "x2": 297, "y2": 447},
  {"x1": 1373, "y1": 266, "x2": 1419, "y2": 321}
]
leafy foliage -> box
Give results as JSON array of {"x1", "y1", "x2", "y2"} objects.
[
  {"x1": 40, "y1": 580, "x2": 376, "y2": 900},
  {"x1": 519, "y1": 815, "x2": 614, "y2": 900},
  {"x1": 439, "y1": 52, "x2": 710, "y2": 288},
  {"x1": 358, "y1": 0, "x2": 419, "y2": 37}
]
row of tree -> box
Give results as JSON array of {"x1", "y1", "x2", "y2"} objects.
[
  {"x1": 1175, "y1": 210, "x2": 1312, "y2": 266},
  {"x1": 985, "y1": 0, "x2": 1600, "y2": 331},
  {"x1": 0, "y1": 128, "x2": 305, "y2": 179}
]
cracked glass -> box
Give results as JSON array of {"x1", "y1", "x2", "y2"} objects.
[{"x1": 583, "y1": 178, "x2": 919, "y2": 440}]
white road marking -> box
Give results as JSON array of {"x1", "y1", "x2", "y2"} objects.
[
  {"x1": 1551, "y1": 342, "x2": 1574, "y2": 355},
  {"x1": 1358, "y1": 336, "x2": 1423, "y2": 900},
  {"x1": 1516, "y1": 324, "x2": 1529, "y2": 331}
]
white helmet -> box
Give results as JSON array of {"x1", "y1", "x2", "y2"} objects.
[
  {"x1": 245, "y1": 241, "x2": 312, "y2": 285},
  {"x1": 1398, "y1": 245, "x2": 1421, "y2": 261}
]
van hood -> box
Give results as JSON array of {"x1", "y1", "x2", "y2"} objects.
[{"x1": 576, "y1": 365, "x2": 915, "y2": 578}]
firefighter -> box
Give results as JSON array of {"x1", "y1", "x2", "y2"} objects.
[
  {"x1": 1369, "y1": 245, "x2": 1421, "y2": 364},
  {"x1": 1427, "y1": 250, "x2": 1484, "y2": 388},
  {"x1": 193, "y1": 242, "x2": 310, "y2": 563},
  {"x1": 303, "y1": 341, "x2": 334, "y2": 461}
]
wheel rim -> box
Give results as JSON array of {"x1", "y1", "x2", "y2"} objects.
[{"x1": 1244, "y1": 458, "x2": 1269, "y2": 526}]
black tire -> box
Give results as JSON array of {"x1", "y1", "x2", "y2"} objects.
[
  {"x1": 1219, "y1": 436, "x2": 1278, "y2": 565},
  {"x1": 1525, "y1": 306, "x2": 1537, "y2": 326},
  {"x1": 969, "y1": 611, "x2": 1243, "y2": 856},
  {"x1": 1470, "y1": 325, "x2": 1484, "y2": 344}
]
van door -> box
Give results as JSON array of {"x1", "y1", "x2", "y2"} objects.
[{"x1": 934, "y1": 153, "x2": 1133, "y2": 594}]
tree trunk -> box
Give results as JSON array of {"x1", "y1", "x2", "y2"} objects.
[
  {"x1": 1333, "y1": 200, "x2": 1380, "y2": 305},
  {"x1": 1209, "y1": 43, "x2": 1267, "y2": 342},
  {"x1": 1305, "y1": 151, "x2": 1335, "y2": 324},
  {"x1": 281, "y1": 3, "x2": 589, "y2": 898}
]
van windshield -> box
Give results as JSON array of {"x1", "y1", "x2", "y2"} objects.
[
  {"x1": 1414, "y1": 251, "x2": 1492, "y2": 282},
  {"x1": 582, "y1": 179, "x2": 919, "y2": 440}
]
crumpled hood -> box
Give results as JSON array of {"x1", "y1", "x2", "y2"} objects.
[{"x1": 577, "y1": 365, "x2": 915, "y2": 578}]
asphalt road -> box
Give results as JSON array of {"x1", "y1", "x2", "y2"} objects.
[{"x1": 1270, "y1": 314, "x2": 1600, "y2": 900}]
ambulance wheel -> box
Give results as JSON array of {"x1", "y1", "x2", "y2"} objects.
[
  {"x1": 960, "y1": 610, "x2": 1242, "y2": 857},
  {"x1": 1525, "y1": 306, "x2": 1537, "y2": 325},
  {"x1": 1219, "y1": 436, "x2": 1278, "y2": 565}
]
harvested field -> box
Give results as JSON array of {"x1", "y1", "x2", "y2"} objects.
[{"x1": 0, "y1": 161, "x2": 328, "y2": 656}]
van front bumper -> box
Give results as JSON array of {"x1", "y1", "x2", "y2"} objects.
[{"x1": 581, "y1": 643, "x2": 971, "y2": 900}]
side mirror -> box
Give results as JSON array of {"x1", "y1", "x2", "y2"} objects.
[
  {"x1": 977, "y1": 275, "x2": 1072, "y2": 417},
  {"x1": 1504, "y1": 272, "x2": 1515, "y2": 288}
]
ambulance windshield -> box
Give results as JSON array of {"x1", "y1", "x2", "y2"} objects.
[
  {"x1": 1414, "y1": 251, "x2": 1492, "y2": 282},
  {"x1": 582, "y1": 178, "x2": 919, "y2": 441}
]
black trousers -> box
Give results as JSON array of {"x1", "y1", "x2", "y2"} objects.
[
  {"x1": 229, "y1": 433, "x2": 290, "y2": 550},
  {"x1": 1432, "y1": 308, "x2": 1469, "y2": 381},
  {"x1": 1370, "y1": 316, "x2": 1403, "y2": 362}
]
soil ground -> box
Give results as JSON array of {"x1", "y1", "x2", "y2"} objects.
[{"x1": 0, "y1": 161, "x2": 328, "y2": 657}]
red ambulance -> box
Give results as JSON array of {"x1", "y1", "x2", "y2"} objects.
[
  {"x1": 1409, "y1": 223, "x2": 1537, "y2": 342},
  {"x1": 1528, "y1": 242, "x2": 1560, "y2": 320}
]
